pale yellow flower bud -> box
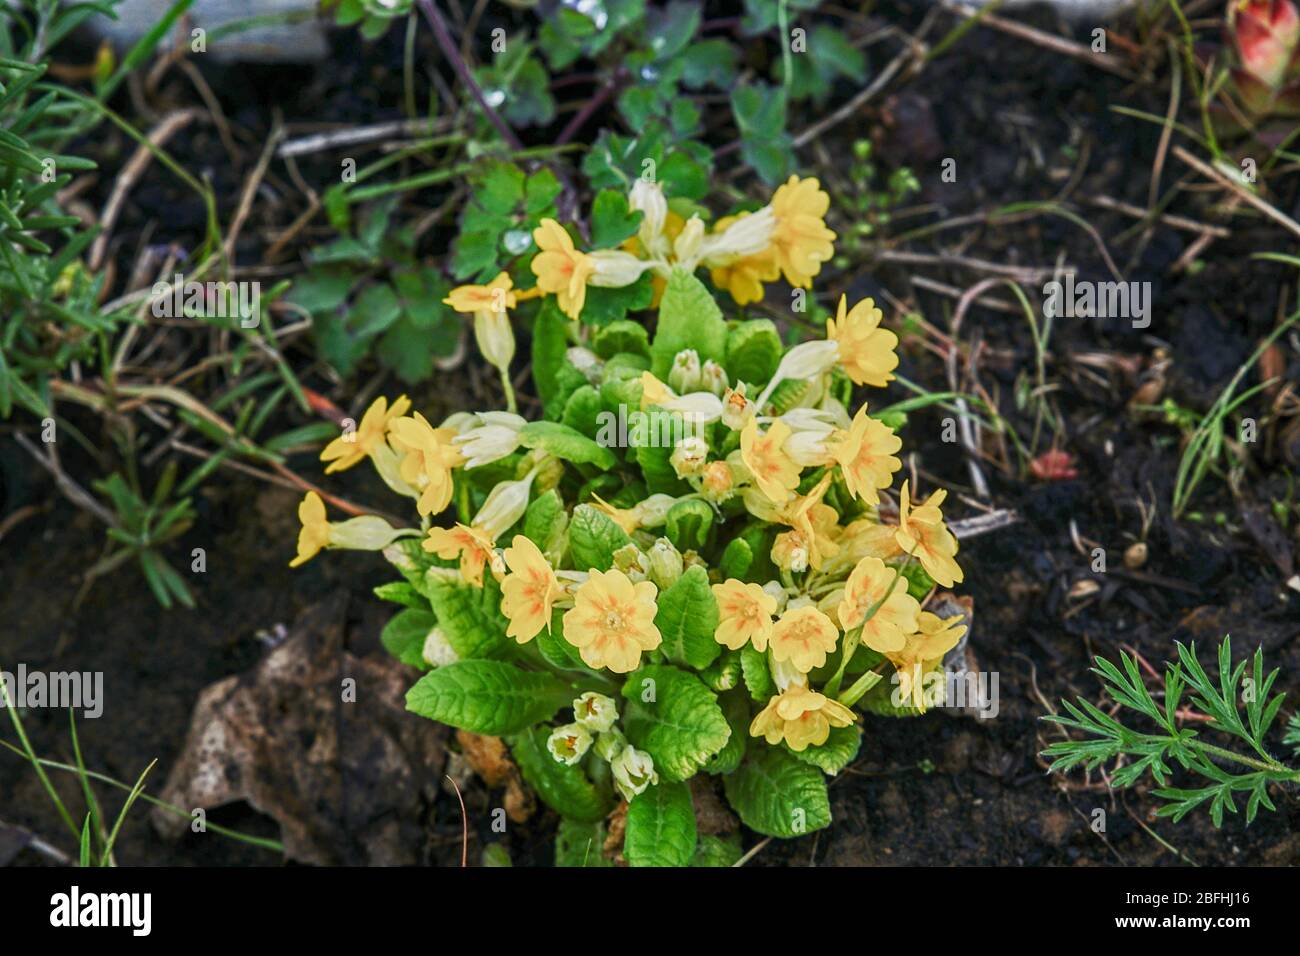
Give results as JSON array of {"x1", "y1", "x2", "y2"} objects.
[
  {"x1": 668, "y1": 348, "x2": 702, "y2": 393},
  {"x1": 669, "y1": 435, "x2": 709, "y2": 478}
]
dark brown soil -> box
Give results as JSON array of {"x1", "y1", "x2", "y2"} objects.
[{"x1": 3, "y1": 2, "x2": 1299, "y2": 866}]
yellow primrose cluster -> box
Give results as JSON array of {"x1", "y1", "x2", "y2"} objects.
[
  {"x1": 441, "y1": 175, "x2": 837, "y2": 343},
  {"x1": 292, "y1": 278, "x2": 969, "y2": 759}
]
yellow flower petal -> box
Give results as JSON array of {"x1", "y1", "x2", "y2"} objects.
[{"x1": 562, "y1": 569, "x2": 662, "y2": 673}]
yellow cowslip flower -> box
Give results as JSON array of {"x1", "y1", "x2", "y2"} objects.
[
  {"x1": 887, "y1": 611, "x2": 968, "y2": 713},
  {"x1": 711, "y1": 579, "x2": 778, "y2": 651},
  {"x1": 896, "y1": 481, "x2": 963, "y2": 587},
  {"x1": 388, "y1": 412, "x2": 464, "y2": 517},
  {"x1": 500, "y1": 535, "x2": 560, "y2": 644},
  {"x1": 708, "y1": 213, "x2": 780, "y2": 305},
  {"x1": 424, "y1": 522, "x2": 497, "y2": 587},
  {"x1": 639, "y1": 371, "x2": 676, "y2": 410},
  {"x1": 443, "y1": 271, "x2": 518, "y2": 316},
  {"x1": 768, "y1": 175, "x2": 836, "y2": 288},
  {"x1": 444, "y1": 272, "x2": 518, "y2": 372},
  {"x1": 829, "y1": 517, "x2": 904, "y2": 573},
  {"x1": 769, "y1": 605, "x2": 839, "y2": 673},
  {"x1": 562, "y1": 568, "x2": 662, "y2": 673},
  {"x1": 829, "y1": 405, "x2": 902, "y2": 505},
  {"x1": 787, "y1": 473, "x2": 839, "y2": 567},
  {"x1": 740, "y1": 419, "x2": 801, "y2": 505},
  {"x1": 531, "y1": 218, "x2": 595, "y2": 320},
  {"x1": 290, "y1": 491, "x2": 330, "y2": 567},
  {"x1": 827, "y1": 295, "x2": 898, "y2": 388},
  {"x1": 836, "y1": 556, "x2": 921, "y2": 654},
  {"x1": 590, "y1": 493, "x2": 676, "y2": 536},
  {"x1": 319, "y1": 395, "x2": 410, "y2": 474},
  {"x1": 750, "y1": 684, "x2": 856, "y2": 751},
  {"x1": 767, "y1": 473, "x2": 840, "y2": 572},
  {"x1": 290, "y1": 492, "x2": 410, "y2": 566}
]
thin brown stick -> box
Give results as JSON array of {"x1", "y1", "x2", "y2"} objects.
[{"x1": 1172, "y1": 144, "x2": 1300, "y2": 239}]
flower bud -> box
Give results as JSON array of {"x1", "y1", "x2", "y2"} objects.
[
  {"x1": 646, "y1": 537, "x2": 684, "y2": 589},
  {"x1": 670, "y1": 435, "x2": 709, "y2": 478},
  {"x1": 590, "y1": 249, "x2": 651, "y2": 288},
  {"x1": 634, "y1": 493, "x2": 678, "y2": 529},
  {"x1": 659, "y1": 391, "x2": 723, "y2": 423},
  {"x1": 613, "y1": 543, "x2": 650, "y2": 581},
  {"x1": 454, "y1": 411, "x2": 526, "y2": 468},
  {"x1": 573, "y1": 692, "x2": 619, "y2": 733},
  {"x1": 755, "y1": 340, "x2": 840, "y2": 410},
  {"x1": 329, "y1": 515, "x2": 413, "y2": 552},
  {"x1": 673, "y1": 215, "x2": 705, "y2": 266},
  {"x1": 772, "y1": 529, "x2": 810, "y2": 573},
  {"x1": 722, "y1": 384, "x2": 756, "y2": 430},
  {"x1": 547, "y1": 723, "x2": 593, "y2": 765},
  {"x1": 701, "y1": 460, "x2": 735, "y2": 503},
  {"x1": 474, "y1": 471, "x2": 537, "y2": 541},
  {"x1": 533, "y1": 455, "x2": 567, "y2": 494},
  {"x1": 474, "y1": 310, "x2": 515, "y2": 373},
  {"x1": 610, "y1": 745, "x2": 659, "y2": 801},
  {"x1": 669, "y1": 348, "x2": 703, "y2": 393},
  {"x1": 629, "y1": 178, "x2": 669, "y2": 255},
  {"x1": 784, "y1": 430, "x2": 834, "y2": 467},
  {"x1": 701, "y1": 359, "x2": 728, "y2": 396}
]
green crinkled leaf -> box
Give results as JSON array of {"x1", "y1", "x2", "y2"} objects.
[
  {"x1": 593, "y1": 319, "x2": 651, "y2": 359},
  {"x1": 533, "y1": 299, "x2": 570, "y2": 417},
  {"x1": 622, "y1": 665, "x2": 731, "y2": 782},
  {"x1": 692, "y1": 832, "x2": 743, "y2": 867},
  {"x1": 373, "y1": 580, "x2": 429, "y2": 611},
  {"x1": 723, "y1": 746, "x2": 831, "y2": 838},
  {"x1": 705, "y1": 690, "x2": 750, "y2": 775},
  {"x1": 650, "y1": 269, "x2": 728, "y2": 379},
  {"x1": 725, "y1": 319, "x2": 783, "y2": 386},
  {"x1": 569, "y1": 503, "x2": 631, "y2": 572},
  {"x1": 381, "y1": 608, "x2": 436, "y2": 669},
  {"x1": 625, "y1": 781, "x2": 697, "y2": 867},
  {"x1": 719, "y1": 538, "x2": 753, "y2": 580},
  {"x1": 765, "y1": 376, "x2": 810, "y2": 414},
  {"x1": 741, "y1": 645, "x2": 775, "y2": 701},
  {"x1": 665, "y1": 498, "x2": 713, "y2": 552},
  {"x1": 634, "y1": 410, "x2": 692, "y2": 495},
  {"x1": 536, "y1": 608, "x2": 586, "y2": 669},
  {"x1": 580, "y1": 275, "x2": 655, "y2": 326},
  {"x1": 519, "y1": 420, "x2": 618, "y2": 469},
  {"x1": 702, "y1": 651, "x2": 743, "y2": 693},
  {"x1": 423, "y1": 572, "x2": 512, "y2": 659},
  {"x1": 406, "y1": 661, "x2": 571, "y2": 735},
  {"x1": 561, "y1": 384, "x2": 604, "y2": 439},
  {"x1": 384, "y1": 537, "x2": 437, "y2": 593},
  {"x1": 554, "y1": 819, "x2": 613, "y2": 867},
  {"x1": 897, "y1": 561, "x2": 937, "y2": 600},
  {"x1": 604, "y1": 351, "x2": 649, "y2": 376},
  {"x1": 524, "y1": 489, "x2": 567, "y2": 555},
  {"x1": 655, "y1": 565, "x2": 721, "y2": 670},
  {"x1": 787, "y1": 724, "x2": 862, "y2": 775},
  {"x1": 590, "y1": 189, "x2": 644, "y2": 248},
  {"x1": 511, "y1": 726, "x2": 615, "y2": 823}
]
